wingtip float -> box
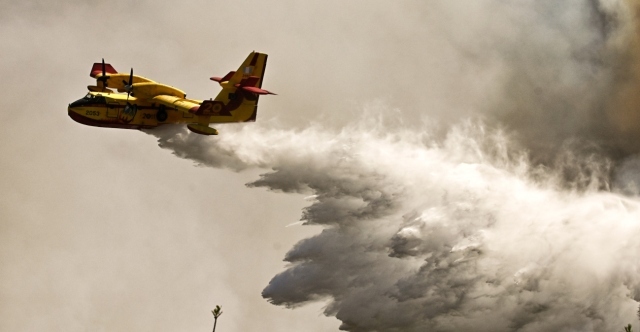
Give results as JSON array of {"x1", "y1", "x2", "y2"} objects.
[{"x1": 68, "y1": 52, "x2": 274, "y2": 136}]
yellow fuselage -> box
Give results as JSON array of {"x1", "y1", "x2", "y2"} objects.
[
  {"x1": 70, "y1": 52, "x2": 269, "y2": 134},
  {"x1": 68, "y1": 92, "x2": 203, "y2": 130}
]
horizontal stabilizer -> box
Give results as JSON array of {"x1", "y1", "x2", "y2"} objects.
[
  {"x1": 187, "y1": 124, "x2": 219, "y2": 135},
  {"x1": 240, "y1": 76, "x2": 260, "y2": 87},
  {"x1": 240, "y1": 86, "x2": 276, "y2": 95},
  {"x1": 210, "y1": 71, "x2": 236, "y2": 83}
]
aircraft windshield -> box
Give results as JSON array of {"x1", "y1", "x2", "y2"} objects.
[{"x1": 69, "y1": 94, "x2": 107, "y2": 107}]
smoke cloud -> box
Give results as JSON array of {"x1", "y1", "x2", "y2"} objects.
[
  {"x1": 471, "y1": 0, "x2": 640, "y2": 163},
  {"x1": 146, "y1": 0, "x2": 640, "y2": 331},
  {"x1": 148, "y1": 113, "x2": 640, "y2": 331}
]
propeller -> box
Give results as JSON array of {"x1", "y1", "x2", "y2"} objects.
[
  {"x1": 122, "y1": 68, "x2": 134, "y2": 102},
  {"x1": 97, "y1": 58, "x2": 109, "y2": 87}
]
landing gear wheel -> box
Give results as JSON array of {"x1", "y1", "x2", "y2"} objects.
[{"x1": 156, "y1": 105, "x2": 168, "y2": 122}]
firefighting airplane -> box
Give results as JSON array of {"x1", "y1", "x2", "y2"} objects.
[{"x1": 68, "y1": 52, "x2": 274, "y2": 135}]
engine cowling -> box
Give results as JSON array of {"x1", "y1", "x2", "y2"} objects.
[{"x1": 128, "y1": 82, "x2": 186, "y2": 99}]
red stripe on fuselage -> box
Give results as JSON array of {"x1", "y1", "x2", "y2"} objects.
[{"x1": 68, "y1": 110, "x2": 155, "y2": 130}]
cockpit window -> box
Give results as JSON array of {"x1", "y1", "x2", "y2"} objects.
[
  {"x1": 70, "y1": 93, "x2": 107, "y2": 107},
  {"x1": 82, "y1": 94, "x2": 106, "y2": 104}
]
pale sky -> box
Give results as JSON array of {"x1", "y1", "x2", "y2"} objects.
[
  {"x1": 4, "y1": 1, "x2": 640, "y2": 331},
  {"x1": 0, "y1": 1, "x2": 356, "y2": 331}
]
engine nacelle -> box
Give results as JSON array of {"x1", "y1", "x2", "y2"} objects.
[{"x1": 129, "y1": 82, "x2": 186, "y2": 99}]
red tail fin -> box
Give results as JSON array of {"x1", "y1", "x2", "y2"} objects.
[{"x1": 90, "y1": 62, "x2": 117, "y2": 78}]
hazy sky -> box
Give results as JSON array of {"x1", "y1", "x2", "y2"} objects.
[
  {"x1": 4, "y1": 1, "x2": 640, "y2": 331},
  {"x1": 0, "y1": 1, "x2": 368, "y2": 330}
]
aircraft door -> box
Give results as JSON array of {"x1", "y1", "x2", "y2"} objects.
[{"x1": 106, "y1": 103, "x2": 118, "y2": 118}]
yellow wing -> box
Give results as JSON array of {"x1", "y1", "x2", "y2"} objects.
[{"x1": 152, "y1": 95, "x2": 200, "y2": 114}]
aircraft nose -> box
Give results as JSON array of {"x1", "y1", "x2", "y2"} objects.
[
  {"x1": 69, "y1": 99, "x2": 84, "y2": 108},
  {"x1": 68, "y1": 105, "x2": 78, "y2": 116},
  {"x1": 67, "y1": 106, "x2": 91, "y2": 125},
  {"x1": 67, "y1": 103, "x2": 85, "y2": 117}
]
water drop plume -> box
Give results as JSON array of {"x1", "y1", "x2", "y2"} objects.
[
  {"x1": 144, "y1": 0, "x2": 640, "y2": 329},
  {"x1": 148, "y1": 111, "x2": 640, "y2": 331}
]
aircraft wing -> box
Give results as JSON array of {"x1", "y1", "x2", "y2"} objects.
[{"x1": 152, "y1": 95, "x2": 200, "y2": 114}]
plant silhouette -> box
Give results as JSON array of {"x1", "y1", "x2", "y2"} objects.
[{"x1": 212, "y1": 305, "x2": 223, "y2": 332}]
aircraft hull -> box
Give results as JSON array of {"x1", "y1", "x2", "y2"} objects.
[{"x1": 68, "y1": 109, "x2": 156, "y2": 130}]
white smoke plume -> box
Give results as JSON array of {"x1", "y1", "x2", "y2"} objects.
[
  {"x1": 147, "y1": 112, "x2": 640, "y2": 331},
  {"x1": 146, "y1": 0, "x2": 640, "y2": 330},
  {"x1": 430, "y1": 0, "x2": 640, "y2": 164}
]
